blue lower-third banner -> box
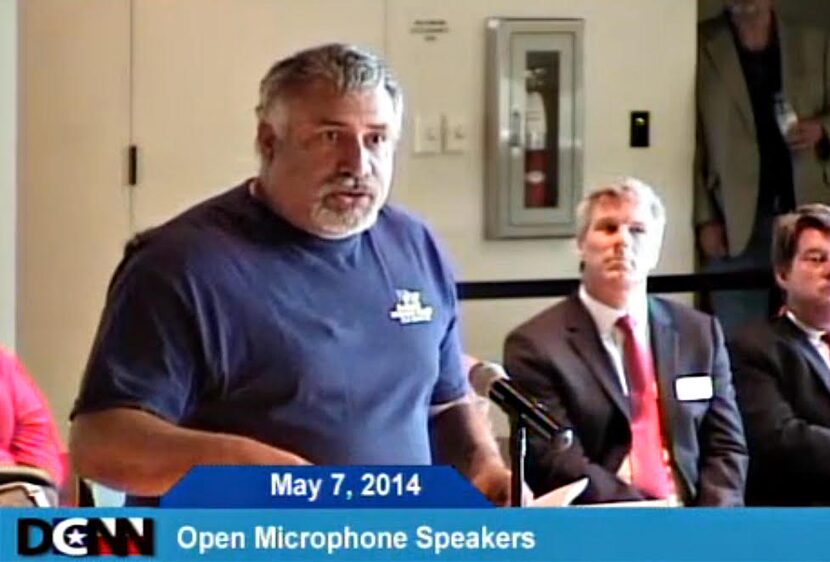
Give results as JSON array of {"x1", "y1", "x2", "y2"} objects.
[{"x1": 3, "y1": 507, "x2": 830, "y2": 561}]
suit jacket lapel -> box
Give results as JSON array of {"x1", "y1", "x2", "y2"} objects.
[
  {"x1": 564, "y1": 296, "x2": 631, "y2": 421},
  {"x1": 648, "y1": 298, "x2": 681, "y2": 450},
  {"x1": 703, "y1": 15, "x2": 756, "y2": 136},
  {"x1": 779, "y1": 316, "x2": 830, "y2": 396}
]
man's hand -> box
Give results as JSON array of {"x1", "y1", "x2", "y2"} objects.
[
  {"x1": 231, "y1": 436, "x2": 311, "y2": 466},
  {"x1": 698, "y1": 221, "x2": 728, "y2": 260},
  {"x1": 787, "y1": 119, "x2": 826, "y2": 151},
  {"x1": 470, "y1": 462, "x2": 511, "y2": 506},
  {"x1": 470, "y1": 461, "x2": 535, "y2": 506},
  {"x1": 431, "y1": 401, "x2": 526, "y2": 506}
]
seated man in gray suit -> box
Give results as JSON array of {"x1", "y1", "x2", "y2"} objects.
[
  {"x1": 730, "y1": 204, "x2": 830, "y2": 505},
  {"x1": 504, "y1": 178, "x2": 747, "y2": 505}
]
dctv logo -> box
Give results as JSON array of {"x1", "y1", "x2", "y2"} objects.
[{"x1": 17, "y1": 517, "x2": 154, "y2": 557}]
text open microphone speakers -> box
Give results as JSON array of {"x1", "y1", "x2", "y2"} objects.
[{"x1": 470, "y1": 362, "x2": 573, "y2": 451}]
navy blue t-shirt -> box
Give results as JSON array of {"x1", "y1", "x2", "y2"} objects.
[{"x1": 73, "y1": 182, "x2": 467, "y2": 500}]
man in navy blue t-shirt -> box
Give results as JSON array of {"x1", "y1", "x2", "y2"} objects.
[{"x1": 70, "y1": 44, "x2": 511, "y2": 505}]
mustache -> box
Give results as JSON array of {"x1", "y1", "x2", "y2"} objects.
[{"x1": 321, "y1": 174, "x2": 377, "y2": 194}]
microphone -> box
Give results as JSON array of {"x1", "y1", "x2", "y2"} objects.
[{"x1": 470, "y1": 362, "x2": 573, "y2": 451}]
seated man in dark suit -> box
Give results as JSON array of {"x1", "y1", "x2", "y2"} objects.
[
  {"x1": 730, "y1": 203, "x2": 830, "y2": 505},
  {"x1": 504, "y1": 177, "x2": 747, "y2": 505}
]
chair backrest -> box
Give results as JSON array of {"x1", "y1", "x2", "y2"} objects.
[{"x1": 0, "y1": 466, "x2": 58, "y2": 507}]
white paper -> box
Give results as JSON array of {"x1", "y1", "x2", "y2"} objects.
[{"x1": 528, "y1": 477, "x2": 589, "y2": 507}]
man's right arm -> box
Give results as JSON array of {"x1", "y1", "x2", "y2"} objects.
[
  {"x1": 70, "y1": 408, "x2": 309, "y2": 497},
  {"x1": 730, "y1": 332, "x2": 830, "y2": 480},
  {"x1": 70, "y1": 242, "x2": 314, "y2": 497},
  {"x1": 694, "y1": 103, "x2": 728, "y2": 261}
]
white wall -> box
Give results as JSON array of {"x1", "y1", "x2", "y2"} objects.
[
  {"x1": 18, "y1": 0, "x2": 132, "y2": 433},
  {"x1": 0, "y1": 0, "x2": 16, "y2": 349},
  {"x1": 386, "y1": 0, "x2": 698, "y2": 362}
]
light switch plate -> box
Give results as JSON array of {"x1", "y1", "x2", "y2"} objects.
[
  {"x1": 413, "y1": 115, "x2": 442, "y2": 154},
  {"x1": 443, "y1": 115, "x2": 469, "y2": 153}
]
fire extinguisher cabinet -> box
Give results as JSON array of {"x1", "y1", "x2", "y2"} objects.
[{"x1": 485, "y1": 18, "x2": 585, "y2": 239}]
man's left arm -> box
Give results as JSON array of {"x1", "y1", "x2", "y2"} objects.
[
  {"x1": 421, "y1": 227, "x2": 513, "y2": 506},
  {"x1": 431, "y1": 400, "x2": 512, "y2": 506},
  {"x1": 788, "y1": 119, "x2": 829, "y2": 153},
  {"x1": 695, "y1": 316, "x2": 748, "y2": 506},
  {"x1": 787, "y1": 28, "x2": 830, "y2": 155},
  {"x1": 818, "y1": 27, "x2": 830, "y2": 153}
]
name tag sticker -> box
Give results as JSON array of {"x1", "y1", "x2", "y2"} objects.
[{"x1": 674, "y1": 374, "x2": 713, "y2": 401}]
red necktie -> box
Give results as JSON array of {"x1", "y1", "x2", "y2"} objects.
[{"x1": 616, "y1": 314, "x2": 673, "y2": 499}]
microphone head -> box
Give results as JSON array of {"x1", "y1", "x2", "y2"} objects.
[
  {"x1": 469, "y1": 361, "x2": 509, "y2": 396},
  {"x1": 556, "y1": 428, "x2": 574, "y2": 451}
]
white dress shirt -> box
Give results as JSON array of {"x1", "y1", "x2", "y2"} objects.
[
  {"x1": 578, "y1": 284, "x2": 650, "y2": 396},
  {"x1": 786, "y1": 310, "x2": 830, "y2": 370}
]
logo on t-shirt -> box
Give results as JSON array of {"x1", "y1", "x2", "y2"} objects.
[{"x1": 389, "y1": 290, "x2": 434, "y2": 325}]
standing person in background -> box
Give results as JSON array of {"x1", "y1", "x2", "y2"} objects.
[
  {"x1": 696, "y1": 0, "x2": 830, "y2": 335},
  {"x1": 69, "y1": 43, "x2": 511, "y2": 506},
  {"x1": 505, "y1": 178, "x2": 747, "y2": 505}
]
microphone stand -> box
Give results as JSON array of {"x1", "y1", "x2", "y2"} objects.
[
  {"x1": 508, "y1": 414, "x2": 528, "y2": 507},
  {"x1": 470, "y1": 362, "x2": 573, "y2": 506},
  {"x1": 506, "y1": 412, "x2": 573, "y2": 507}
]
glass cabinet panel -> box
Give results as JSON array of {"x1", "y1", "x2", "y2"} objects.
[{"x1": 486, "y1": 19, "x2": 584, "y2": 238}]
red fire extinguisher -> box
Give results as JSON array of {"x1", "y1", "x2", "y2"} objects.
[{"x1": 524, "y1": 87, "x2": 548, "y2": 208}]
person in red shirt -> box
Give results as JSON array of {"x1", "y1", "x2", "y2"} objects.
[{"x1": 0, "y1": 347, "x2": 65, "y2": 486}]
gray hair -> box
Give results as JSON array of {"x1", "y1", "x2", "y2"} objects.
[
  {"x1": 255, "y1": 43, "x2": 404, "y2": 129},
  {"x1": 574, "y1": 177, "x2": 666, "y2": 241}
]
